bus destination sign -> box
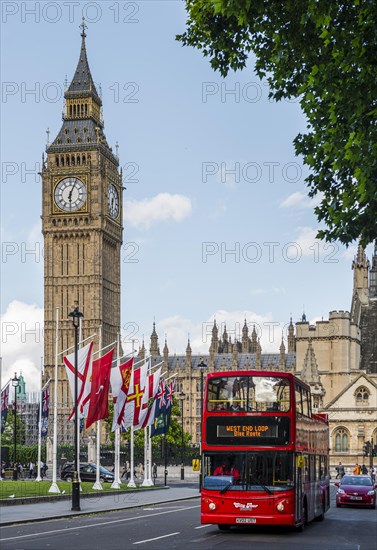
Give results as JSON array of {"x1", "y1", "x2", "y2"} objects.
[
  {"x1": 206, "y1": 416, "x2": 290, "y2": 446},
  {"x1": 217, "y1": 424, "x2": 277, "y2": 438}
]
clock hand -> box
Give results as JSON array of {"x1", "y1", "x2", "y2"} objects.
[{"x1": 68, "y1": 181, "x2": 77, "y2": 210}]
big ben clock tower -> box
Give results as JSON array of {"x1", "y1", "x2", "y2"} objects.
[{"x1": 42, "y1": 20, "x2": 123, "y2": 443}]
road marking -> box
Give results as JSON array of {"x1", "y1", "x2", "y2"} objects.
[
  {"x1": 0, "y1": 505, "x2": 200, "y2": 542},
  {"x1": 134, "y1": 532, "x2": 180, "y2": 545},
  {"x1": 194, "y1": 524, "x2": 212, "y2": 529}
]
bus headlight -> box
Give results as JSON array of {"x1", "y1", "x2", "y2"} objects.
[
  {"x1": 276, "y1": 502, "x2": 285, "y2": 512},
  {"x1": 209, "y1": 502, "x2": 217, "y2": 511}
]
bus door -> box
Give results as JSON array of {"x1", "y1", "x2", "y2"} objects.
[{"x1": 295, "y1": 454, "x2": 304, "y2": 523}]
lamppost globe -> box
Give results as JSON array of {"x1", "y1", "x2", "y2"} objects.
[
  {"x1": 11, "y1": 372, "x2": 20, "y2": 481},
  {"x1": 68, "y1": 302, "x2": 84, "y2": 511}
]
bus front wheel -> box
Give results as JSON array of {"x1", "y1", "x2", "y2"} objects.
[{"x1": 218, "y1": 524, "x2": 231, "y2": 531}]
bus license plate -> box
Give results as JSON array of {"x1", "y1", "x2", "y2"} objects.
[{"x1": 236, "y1": 518, "x2": 256, "y2": 524}]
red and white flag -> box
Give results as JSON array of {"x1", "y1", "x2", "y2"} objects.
[
  {"x1": 111, "y1": 357, "x2": 134, "y2": 431},
  {"x1": 63, "y1": 341, "x2": 93, "y2": 421},
  {"x1": 122, "y1": 360, "x2": 149, "y2": 429},
  {"x1": 134, "y1": 367, "x2": 162, "y2": 430},
  {"x1": 86, "y1": 348, "x2": 114, "y2": 429}
]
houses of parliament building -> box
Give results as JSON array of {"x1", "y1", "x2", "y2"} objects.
[{"x1": 141, "y1": 244, "x2": 377, "y2": 470}]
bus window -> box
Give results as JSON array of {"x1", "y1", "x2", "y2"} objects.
[
  {"x1": 207, "y1": 375, "x2": 292, "y2": 412},
  {"x1": 203, "y1": 451, "x2": 294, "y2": 491},
  {"x1": 295, "y1": 384, "x2": 303, "y2": 415},
  {"x1": 302, "y1": 389, "x2": 311, "y2": 417}
]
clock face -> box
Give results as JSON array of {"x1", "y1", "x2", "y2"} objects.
[
  {"x1": 54, "y1": 177, "x2": 87, "y2": 212},
  {"x1": 107, "y1": 183, "x2": 119, "y2": 219}
]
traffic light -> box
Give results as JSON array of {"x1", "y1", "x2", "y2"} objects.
[{"x1": 363, "y1": 441, "x2": 371, "y2": 457}]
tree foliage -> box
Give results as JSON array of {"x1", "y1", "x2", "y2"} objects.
[
  {"x1": 177, "y1": 0, "x2": 377, "y2": 246},
  {"x1": 1, "y1": 410, "x2": 26, "y2": 447}
]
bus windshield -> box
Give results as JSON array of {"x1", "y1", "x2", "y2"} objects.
[
  {"x1": 207, "y1": 375, "x2": 291, "y2": 412},
  {"x1": 203, "y1": 451, "x2": 294, "y2": 493}
]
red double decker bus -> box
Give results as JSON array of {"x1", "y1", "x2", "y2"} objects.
[{"x1": 201, "y1": 371, "x2": 330, "y2": 531}]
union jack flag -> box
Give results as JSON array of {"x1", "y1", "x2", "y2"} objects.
[
  {"x1": 156, "y1": 382, "x2": 166, "y2": 409},
  {"x1": 166, "y1": 381, "x2": 175, "y2": 408},
  {"x1": 151, "y1": 379, "x2": 175, "y2": 437}
]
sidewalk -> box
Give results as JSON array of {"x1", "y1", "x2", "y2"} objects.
[{"x1": 0, "y1": 481, "x2": 200, "y2": 526}]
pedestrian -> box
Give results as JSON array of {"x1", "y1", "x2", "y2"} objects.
[
  {"x1": 17, "y1": 463, "x2": 23, "y2": 479},
  {"x1": 28, "y1": 461, "x2": 35, "y2": 479},
  {"x1": 152, "y1": 462, "x2": 157, "y2": 480},
  {"x1": 371, "y1": 466, "x2": 376, "y2": 483},
  {"x1": 336, "y1": 461, "x2": 345, "y2": 479},
  {"x1": 353, "y1": 463, "x2": 361, "y2": 475},
  {"x1": 361, "y1": 464, "x2": 368, "y2": 475}
]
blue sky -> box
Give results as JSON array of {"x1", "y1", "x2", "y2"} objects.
[{"x1": 1, "y1": 1, "x2": 373, "y2": 391}]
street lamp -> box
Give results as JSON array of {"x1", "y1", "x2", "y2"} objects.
[
  {"x1": 197, "y1": 359, "x2": 207, "y2": 490},
  {"x1": 178, "y1": 391, "x2": 186, "y2": 480},
  {"x1": 68, "y1": 302, "x2": 83, "y2": 511},
  {"x1": 11, "y1": 373, "x2": 20, "y2": 481}
]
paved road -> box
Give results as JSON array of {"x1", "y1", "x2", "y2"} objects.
[{"x1": 1, "y1": 484, "x2": 376, "y2": 550}]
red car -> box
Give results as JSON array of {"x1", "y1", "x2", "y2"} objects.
[{"x1": 335, "y1": 475, "x2": 376, "y2": 509}]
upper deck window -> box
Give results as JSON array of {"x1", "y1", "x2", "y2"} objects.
[{"x1": 207, "y1": 376, "x2": 291, "y2": 413}]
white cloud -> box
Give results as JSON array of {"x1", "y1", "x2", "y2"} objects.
[
  {"x1": 1, "y1": 301, "x2": 43, "y2": 393},
  {"x1": 292, "y1": 226, "x2": 320, "y2": 258},
  {"x1": 124, "y1": 193, "x2": 192, "y2": 229},
  {"x1": 280, "y1": 191, "x2": 321, "y2": 209}
]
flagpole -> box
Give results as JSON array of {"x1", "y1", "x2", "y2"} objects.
[
  {"x1": 35, "y1": 358, "x2": 44, "y2": 482},
  {"x1": 49, "y1": 307, "x2": 60, "y2": 493},
  {"x1": 111, "y1": 335, "x2": 121, "y2": 489},
  {"x1": 92, "y1": 326, "x2": 103, "y2": 491},
  {"x1": 127, "y1": 340, "x2": 136, "y2": 488},
  {"x1": 92, "y1": 339, "x2": 117, "y2": 357},
  {"x1": 127, "y1": 426, "x2": 136, "y2": 487},
  {"x1": 147, "y1": 425, "x2": 153, "y2": 485},
  {"x1": 141, "y1": 427, "x2": 149, "y2": 486},
  {"x1": 58, "y1": 333, "x2": 96, "y2": 356}
]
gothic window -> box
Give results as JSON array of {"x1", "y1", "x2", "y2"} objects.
[
  {"x1": 82, "y1": 155, "x2": 86, "y2": 164},
  {"x1": 55, "y1": 156, "x2": 59, "y2": 167},
  {"x1": 64, "y1": 128, "x2": 69, "y2": 135},
  {"x1": 355, "y1": 386, "x2": 369, "y2": 404},
  {"x1": 334, "y1": 428, "x2": 349, "y2": 452}
]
